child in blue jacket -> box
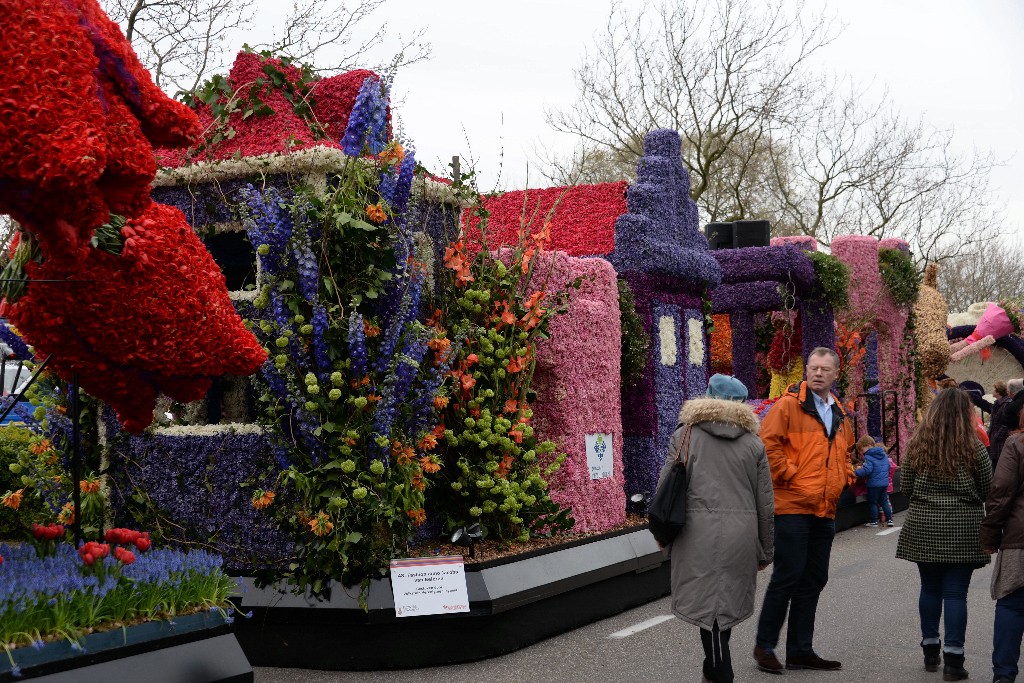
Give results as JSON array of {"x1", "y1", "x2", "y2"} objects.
[{"x1": 855, "y1": 443, "x2": 894, "y2": 527}]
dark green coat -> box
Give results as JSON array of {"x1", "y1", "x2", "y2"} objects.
[{"x1": 895, "y1": 441, "x2": 993, "y2": 566}]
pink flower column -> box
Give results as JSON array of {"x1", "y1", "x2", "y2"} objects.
[
  {"x1": 831, "y1": 236, "x2": 915, "y2": 450},
  {"x1": 529, "y1": 251, "x2": 626, "y2": 533}
]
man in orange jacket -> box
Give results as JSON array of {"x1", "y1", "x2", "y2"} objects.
[{"x1": 753, "y1": 347, "x2": 856, "y2": 674}]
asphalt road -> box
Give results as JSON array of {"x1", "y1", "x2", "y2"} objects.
[{"x1": 254, "y1": 511, "x2": 1005, "y2": 682}]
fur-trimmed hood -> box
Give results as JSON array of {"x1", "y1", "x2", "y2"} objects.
[{"x1": 678, "y1": 398, "x2": 760, "y2": 439}]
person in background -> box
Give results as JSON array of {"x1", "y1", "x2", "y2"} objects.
[
  {"x1": 754, "y1": 348, "x2": 855, "y2": 674},
  {"x1": 855, "y1": 442, "x2": 894, "y2": 528},
  {"x1": 658, "y1": 374, "x2": 774, "y2": 683},
  {"x1": 981, "y1": 406, "x2": 1024, "y2": 683},
  {"x1": 991, "y1": 379, "x2": 1024, "y2": 465},
  {"x1": 896, "y1": 388, "x2": 993, "y2": 680}
]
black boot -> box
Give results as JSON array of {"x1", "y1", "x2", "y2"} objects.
[
  {"x1": 922, "y1": 642, "x2": 941, "y2": 672},
  {"x1": 942, "y1": 651, "x2": 968, "y2": 681}
]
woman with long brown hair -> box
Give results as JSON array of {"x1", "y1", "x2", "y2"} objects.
[{"x1": 897, "y1": 387, "x2": 993, "y2": 681}]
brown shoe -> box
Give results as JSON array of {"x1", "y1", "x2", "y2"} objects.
[
  {"x1": 753, "y1": 646, "x2": 785, "y2": 674},
  {"x1": 786, "y1": 654, "x2": 841, "y2": 670}
]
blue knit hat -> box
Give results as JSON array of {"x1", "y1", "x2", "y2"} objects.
[{"x1": 706, "y1": 374, "x2": 749, "y2": 402}]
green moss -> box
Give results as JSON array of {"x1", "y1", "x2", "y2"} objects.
[
  {"x1": 806, "y1": 251, "x2": 850, "y2": 310},
  {"x1": 878, "y1": 248, "x2": 921, "y2": 307},
  {"x1": 618, "y1": 279, "x2": 650, "y2": 386}
]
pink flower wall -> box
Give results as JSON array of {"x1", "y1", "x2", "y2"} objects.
[
  {"x1": 529, "y1": 251, "x2": 626, "y2": 533},
  {"x1": 831, "y1": 235, "x2": 916, "y2": 451}
]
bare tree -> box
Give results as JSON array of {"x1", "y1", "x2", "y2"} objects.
[
  {"x1": 545, "y1": 0, "x2": 1005, "y2": 259},
  {"x1": 545, "y1": 0, "x2": 836, "y2": 208},
  {"x1": 769, "y1": 81, "x2": 1004, "y2": 262},
  {"x1": 257, "y1": 0, "x2": 430, "y2": 77},
  {"x1": 935, "y1": 238, "x2": 1024, "y2": 313},
  {"x1": 102, "y1": 0, "x2": 431, "y2": 96},
  {"x1": 104, "y1": 0, "x2": 255, "y2": 94}
]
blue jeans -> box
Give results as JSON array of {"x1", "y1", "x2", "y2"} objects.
[
  {"x1": 866, "y1": 487, "x2": 893, "y2": 524},
  {"x1": 994, "y1": 585, "x2": 1024, "y2": 681},
  {"x1": 917, "y1": 563, "x2": 975, "y2": 653},
  {"x1": 756, "y1": 515, "x2": 835, "y2": 657}
]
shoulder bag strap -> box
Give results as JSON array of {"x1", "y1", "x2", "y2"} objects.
[{"x1": 674, "y1": 424, "x2": 693, "y2": 467}]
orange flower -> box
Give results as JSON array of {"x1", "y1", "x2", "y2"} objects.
[
  {"x1": 492, "y1": 299, "x2": 516, "y2": 328},
  {"x1": 29, "y1": 439, "x2": 51, "y2": 455},
  {"x1": 79, "y1": 479, "x2": 101, "y2": 494},
  {"x1": 520, "y1": 244, "x2": 536, "y2": 274},
  {"x1": 406, "y1": 508, "x2": 427, "y2": 526},
  {"x1": 309, "y1": 511, "x2": 334, "y2": 537},
  {"x1": 367, "y1": 394, "x2": 381, "y2": 404},
  {"x1": 443, "y1": 240, "x2": 475, "y2": 287},
  {"x1": 433, "y1": 395, "x2": 449, "y2": 410},
  {"x1": 509, "y1": 428, "x2": 524, "y2": 444},
  {"x1": 57, "y1": 501, "x2": 75, "y2": 524},
  {"x1": 506, "y1": 355, "x2": 527, "y2": 373},
  {"x1": 431, "y1": 423, "x2": 446, "y2": 439},
  {"x1": 427, "y1": 337, "x2": 450, "y2": 355},
  {"x1": 504, "y1": 399, "x2": 518, "y2": 414},
  {"x1": 366, "y1": 204, "x2": 388, "y2": 224},
  {"x1": 495, "y1": 453, "x2": 515, "y2": 478},
  {"x1": 363, "y1": 320, "x2": 381, "y2": 337},
  {"x1": 379, "y1": 142, "x2": 406, "y2": 165},
  {"x1": 419, "y1": 455, "x2": 441, "y2": 473},
  {"x1": 252, "y1": 490, "x2": 276, "y2": 510},
  {"x1": 418, "y1": 433, "x2": 438, "y2": 451},
  {"x1": 460, "y1": 373, "x2": 476, "y2": 394},
  {"x1": 469, "y1": 406, "x2": 481, "y2": 418},
  {"x1": 411, "y1": 472, "x2": 426, "y2": 491},
  {"x1": 1, "y1": 489, "x2": 23, "y2": 510},
  {"x1": 532, "y1": 221, "x2": 552, "y2": 251}
]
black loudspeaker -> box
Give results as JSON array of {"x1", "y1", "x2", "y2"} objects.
[
  {"x1": 733, "y1": 220, "x2": 771, "y2": 248},
  {"x1": 705, "y1": 222, "x2": 735, "y2": 250}
]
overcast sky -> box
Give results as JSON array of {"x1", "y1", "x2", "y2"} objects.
[{"x1": 256, "y1": 0, "x2": 1024, "y2": 241}]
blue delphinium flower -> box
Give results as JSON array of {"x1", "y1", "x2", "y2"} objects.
[
  {"x1": 348, "y1": 312, "x2": 369, "y2": 378},
  {"x1": 393, "y1": 153, "x2": 416, "y2": 215},
  {"x1": 340, "y1": 77, "x2": 378, "y2": 156}
]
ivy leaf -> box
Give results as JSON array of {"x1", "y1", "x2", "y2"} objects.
[{"x1": 345, "y1": 532, "x2": 363, "y2": 544}]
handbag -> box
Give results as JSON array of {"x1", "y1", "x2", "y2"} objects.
[{"x1": 648, "y1": 424, "x2": 692, "y2": 546}]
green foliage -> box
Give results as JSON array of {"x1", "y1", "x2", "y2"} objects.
[
  {"x1": 181, "y1": 48, "x2": 326, "y2": 160},
  {"x1": 806, "y1": 251, "x2": 850, "y2": 310},
  {"x1": 430, "y1": 203, "x2": 576, "y2": 542},
  {"x1": 878, "y1": 248, "x2": 921, "y2": 307},
  {"x1": 0, "y1": 425, "x2": 42, "y2": 537},
  {"x1": 618, "y1": 279, "x2": 650, "y2": 386},
  {"x1": 243, "y1": 148, "x2": 439, "y2": 594}
]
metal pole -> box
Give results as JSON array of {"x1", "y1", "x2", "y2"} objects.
[
  {"x1": 71, "y1": 373, "x2": 82, "y2": 546},
  {"x1": 0, "y1": 354, "x2": 51, "y2": 424}
]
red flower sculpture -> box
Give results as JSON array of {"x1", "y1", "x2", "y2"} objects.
[
  {"x1": 0, "y1": 0, "x2": 200, "y2": 257},
  {"x1": 7, "y1": 203, "x2": 267, "y2": 432}
]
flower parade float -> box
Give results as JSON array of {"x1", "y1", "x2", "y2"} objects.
[
  {"x1": 0, "y1": 2, "x2": 263, "y2": 679},
  {"x1": 944, "y1": 299, "x2": 1024, "y2": 401},
  {"x1": 76, "y1": 51, "x2": 668, "y2": 670}
]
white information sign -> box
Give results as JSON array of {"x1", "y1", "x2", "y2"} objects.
[
  {"x1": 586, "y1": 433, "x2": 614, "y2": 480},
  {"x1": 390, "y1": 556, "x2": 470, "y2": 617}
]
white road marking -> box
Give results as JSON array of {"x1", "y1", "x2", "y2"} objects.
[
  {"x1": 608, "y1": 614, "x2": 675, "y2": 639},
  {"x1": 877, "y1": 526, "x2": 901, "y2": 536}
]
